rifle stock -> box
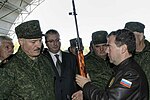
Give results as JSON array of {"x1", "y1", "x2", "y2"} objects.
[{"x1": 77, "y1": 50, "x2": 87, "y2": 77}]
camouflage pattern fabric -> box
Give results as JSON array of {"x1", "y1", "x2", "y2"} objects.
[
  {"x1": 15, "y1": 20, "x2": 44, "y2": 39},
  {"x1": 124, "y1": 21, "x2": 145, "y2": 33},
  {"x1": 133, "y1": 40, "x2": 150, "y2": 97},
  {"x1": 92, "y1": 31, "x2": 108, "y2": 45},
  {"x1": 0, "y1": 47, "x2": 55, "y2": 100},
  {"x1": 0, "y1": 54, "x2": 14, "y2": 68},
  {"x1": 85, "y1": 52, "x2": 113, "y2": 90}
]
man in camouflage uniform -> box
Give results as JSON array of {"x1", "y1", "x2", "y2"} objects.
[
  {"x1": 85, "y1": 31, "x2": 113, "y2": 89},
  {"x1": 0, "y1": 20, "x2": 55, "y2": 99},
  {"x1": 124, "y1": 21, "x2": 150, "y2": 97},
  {"x1": 71, "y1": 31, "x2": 113, "y2": 99}
]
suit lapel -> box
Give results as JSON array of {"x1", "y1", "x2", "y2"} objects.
[
  {"x1": 43, "y1": 49, "x2": 60, "y2": 76},
  {"x1": 61, "y1": 52, "x2": 68, "y2": 76}
]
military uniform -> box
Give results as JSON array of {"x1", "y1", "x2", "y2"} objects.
[
  {"x1": 134, "y1": 40, "x2": 150, "y2": 94},
  {"x1": 125, "y1": 22, "x2": 150, "y2": 98},
  {"x1": 0, "y1": 54, "x2": 14, "y2": 68},
  {"x1": 81, "y1": 29, "x2": 149, "y2": 100},
  {"x1": 85, "y1": 52, "x2": 113, "y2": 90},
  {"x1": 0, "y1": 20, "x2": 55, "y2": 99},
  {"x1": 0, "y1": 47, "x2": 55, "y2": 99},
  {"x1": 84, "y1": 30, "x2": 113, "y2": 90}
]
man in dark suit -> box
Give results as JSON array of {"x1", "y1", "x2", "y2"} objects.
[{"x1": 43, "y1": 29, "x2": 79, "y2": 100}]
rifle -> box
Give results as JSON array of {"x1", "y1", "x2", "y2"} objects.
[{"x1": 69, "y1": 0, "x2": 87, "y2": 77}]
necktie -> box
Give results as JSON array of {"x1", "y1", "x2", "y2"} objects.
[{"x1": 55, "y1": 54, "x2": 61, "y2": 76}]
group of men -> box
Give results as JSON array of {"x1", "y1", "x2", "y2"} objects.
[
  {"x1": 72, "y1": 22, "x2": 150, "y2": 100},
  {"x1": 0, "y1": 20, "x2": 150, "y2": 100},
  {"x1": 0, "y1": 20, "x2": 81, "y2": 100}
]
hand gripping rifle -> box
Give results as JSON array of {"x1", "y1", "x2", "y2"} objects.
[{"x1": 69, "y1": 0, "x2": 87, "y2": 77}]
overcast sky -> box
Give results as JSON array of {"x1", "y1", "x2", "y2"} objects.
[{"x1": 24, "y1": 0, "x2": 150, "y2": 51}]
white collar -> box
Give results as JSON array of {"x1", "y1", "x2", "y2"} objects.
[
  {"x1": 49, "y1": 51, "x2": 62, "y2": 62},
  {"x1": 49, "y1": 51, "x2": 61, "y2": 56}
]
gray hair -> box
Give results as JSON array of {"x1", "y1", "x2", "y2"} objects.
[{"x1": 0, "y1": 36, "x2": 12, "y2": 46}]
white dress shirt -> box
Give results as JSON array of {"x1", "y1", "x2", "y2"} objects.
[{"x1": 48, "y1": 51, "x2": 62, "y2": 66}]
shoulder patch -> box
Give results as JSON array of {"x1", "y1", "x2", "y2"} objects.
[{"x1": 120, "y1": 78, "x2": 132, "y2": 88}]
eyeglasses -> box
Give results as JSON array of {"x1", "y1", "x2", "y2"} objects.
[{"x1": 46, "y1": 39, "x2": 60, "y2": 43}]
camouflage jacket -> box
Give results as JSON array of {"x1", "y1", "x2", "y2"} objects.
[
  {"x1": 0, "y1": 54, "x2": 14, "y2": 68},
  {"x1": 133, "y1": 40, "x2": 150, "y2": 97},
  {"x1": 85, "y1": 52, "x2": 113, "y2": 90},
  {"x1": 0, "y1": 47, "x2": 55, "y2": 100}
]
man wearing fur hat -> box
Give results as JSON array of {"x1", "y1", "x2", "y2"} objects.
[
  {"x1": 72, "y1": 31, "x2": 113, "y2": 99},
  {"x1": 84, "y1": 31, "x2": 113, "y2": 89},
  {"x1": 124, "y1": 21, "x2": 150, "y2": 97},
  {"x1": 0, "y1": 20, "x2": 55, "y2": 99},
  {"x1": 73, "y1": 29, "x2": 149, "y2": 100}
]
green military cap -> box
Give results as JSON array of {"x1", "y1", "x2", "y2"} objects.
[
  {"x1": 92, "y1": 31, "x2": 108, "y2": 45},
  {"x1": 124, "y1": 22, "x2": 145, "y2": 33},
  {"x1": 15, "y1": 20, "x2": 44, "y2": 39},
  {"x1": 70, "y1": 38, "x2": 83, "y2": 47}
]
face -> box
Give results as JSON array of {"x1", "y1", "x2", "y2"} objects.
[
  {"x1": 46, "y1": 33, "x2": 61, "y2": 53},
  {"x1": 0, "y1": 40, "x2": 14, "y2": 60},
  {"x1": 106, "y1": 35, "x2": 122, "y2": 65},
  {"x1": 19, "y1": 38, "x2": 42, "y2": 59},
  {"x1": 133, "y1": 32, "x2": 144, "y2": 46},
  {"x1": 93, "y1": 43, "x2": 107, "y2": 57}
]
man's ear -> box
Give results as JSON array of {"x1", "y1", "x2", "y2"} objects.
[
  {"x1": 121, "y1": 44, "x2": 127, "y2": 54},
  {"x1": 18, "y1": 38, "x2": 24, "y2": 46}
]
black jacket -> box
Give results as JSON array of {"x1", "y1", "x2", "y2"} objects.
[
  {"x1": 43, "y1": 49, "x2": 79, "y2": 100},
  {"x1": 83, "y1": 57, "x2": 149, "y2": 100}
]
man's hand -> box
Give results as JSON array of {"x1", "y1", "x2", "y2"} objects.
[
  {"x1": 72, "y1": 90, "x2": 83, "y2": 100},
  {"x1": 76, "y1": 74, "x2": 91, "y2": 88}
]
